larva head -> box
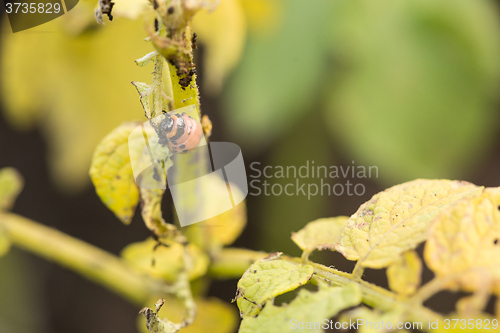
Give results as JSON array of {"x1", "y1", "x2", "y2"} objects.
[{"x1": 160, "y1": 115, "x2": 174, "y2": 134}]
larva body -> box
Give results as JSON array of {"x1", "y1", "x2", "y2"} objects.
[{"x1": 157, "y1": 112, "x2": 203, "y2": 153}]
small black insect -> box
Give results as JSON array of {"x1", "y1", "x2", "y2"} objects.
[
  {"x1": 99, "y1": 0, "x2": 115, "y2": 21},
  {"x1": 192, "y1": 32, "x2": 198, "y2": 50}
]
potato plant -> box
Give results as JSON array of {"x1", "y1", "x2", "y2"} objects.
[{"x1": 1, "y1": 1, "x2": 500, "y2": 333}]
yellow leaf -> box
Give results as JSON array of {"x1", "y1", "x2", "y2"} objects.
[
  {"x1": 137, "y1": 297, "x2": 238, "y2": 333},
  {"x1": 192, "y1": 0, "x2": 247, "y2": 93},
  {"x1": 0, "y1": 168, "x2": 24, "y2": 212},
  {"x1": 424, "y1": 187, "x2": 500, "y2": 294},
  {"x1": 235, "y1": 258, "x2": 314, "y2": 316},
  {"x1": 335, "y1": 179, "x2": 482, "y2": 269},
  {"x1": 386, "y1": 250, "x2": 422, "y2": 297},
  {"x1": 183, "y1": 174, "x2": 247, "y2": 250},
  {"x1": 291, "y1": 216, "x2": 349, "y2": 253},
  {"x1": 121, "y1": 238, "x2": 209, "y2": 282},
  {"x1": 240, "y1": 0, "x2": 283, "y2": 37},
  {"x1": 89, "y1": 122, "x2": 142, "y2": 225},
  {"x1": 1, "y1": 3, "x2": 157, "y2": 192}
]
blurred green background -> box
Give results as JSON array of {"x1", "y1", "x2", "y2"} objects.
[{"x1": 2, "y1": 0, "x2": 500, "y2": 332}]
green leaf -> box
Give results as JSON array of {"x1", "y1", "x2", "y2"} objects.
[
  {"x1": 121, "y1": 238, "x2": 209, "y2": 282},
  {"x1": 0, "y1": 167, "x2": 24, "y2": 211},
  {"x1": 238, "y1": 283, "x2": 361, "y2": 333},
  {"x1": 325, "y1": 0, "x2": 500, "y2": 184},
  {"x1": 335, "y1": 179, "x2": 482, "y2": 268},
  {"x1": 235, "y1": 258, "x2": 314, "y2": 316},
  {"x1": 386, "y1": 250, "x2": 422, "y2": 297},
  {"x1": 424, "y1": 187, "x2": 500, "y2": 294},
  {"x1": 292, "y1": 216, "x2": 349, "y2": 254},
  {"x1": 224, "y1": 0, "x2": 334, "y2": 149},
  {"x1": 89, "y1": 122, "x2": 142, "y2": 224}
]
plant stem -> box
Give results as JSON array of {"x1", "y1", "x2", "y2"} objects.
[
  {"x1": 210, "y1": 247, "x2": 443, "y2": 324},
  {"x1": 0, "y1": 214, "x2": 445, "y2": 325},
  {"x1": 208, "y1": 248, "x2": 269, "y2": 279},
  {"x1": 351, "y1": 261, "x2": 365, "y2": 281},
  {"x1": 0, "y1": 213, "x2": 173, "y2": 306}
]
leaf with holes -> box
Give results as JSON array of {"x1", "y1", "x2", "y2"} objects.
[
  {"x1": 425, "y1": 187, "x2": 500, "y2": 294},
  {"x1": 335, "y1": 179, "x2": 482, "y2": 268},
  {"x1": 239, "y1": 283, "x2": 361, "y2": 333},
  {"x1": 235, "y1": 258, "x2": 314, "y2": 317},
  {"x1": 292, "y1": 216, "x2": 348, "y2": 256}
]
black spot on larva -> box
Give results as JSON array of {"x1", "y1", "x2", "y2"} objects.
[
  {"x1": 253, "y1": 270, "x2": 257, "y2": 273},
  {"x1": 167, "y1": 6, "x2": 174, "y2": 14},
  {"x1": 497, "y1": 206, "x2": 500, "y2": 211},
  {"x1": 494, "y1": 239, "x2": 499, "y2": 245},
  {"x1": 182, "y1": 149, "x2": 188, "y2": 153},
  {"x1": 180, "y1": 144, "x2": 186, "y2": 149}
]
